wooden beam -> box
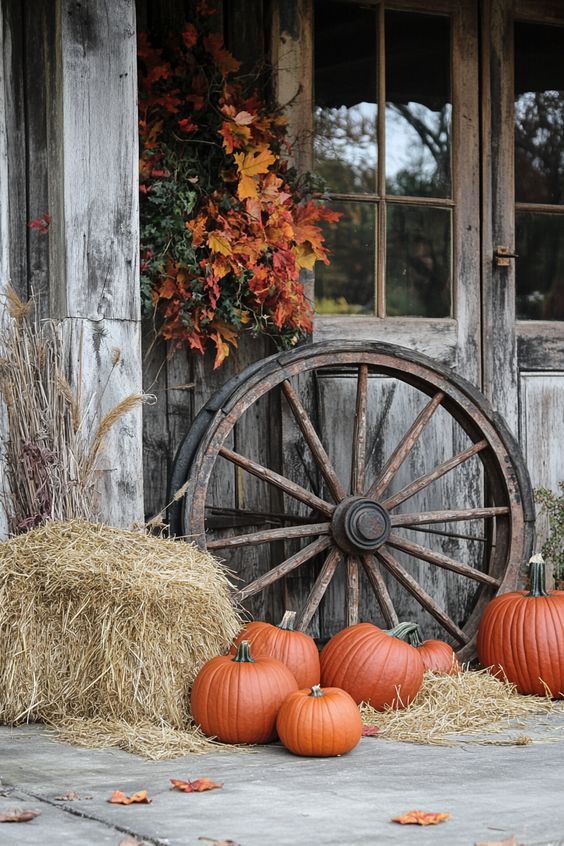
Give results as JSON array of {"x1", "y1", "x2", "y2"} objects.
[{"x1": 46, "y1": 0, "x2": 143, "y2": 527}]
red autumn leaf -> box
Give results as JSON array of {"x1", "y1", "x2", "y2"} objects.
[
  {"x1": 27, "y1": 213, "x2": 52, "y2": 234},
  {"x1": 0, "y1": 808, "x2": 41, "y2": 823},
  {"x1": 182, "y1": 23, "x2": 197, "y2": 50},
  {"x1": 108, "y1": 790, "x2": 151, "y2": 805},
  {"x1": 392, "y1": 810, "x2": 450, "y2": 826},
  {"x1": 361, "y1": 724, "x2": 380, "y2": 736},
  {"x1": 171, "y1": 778, "x2": 224, "y2": 793},
  {"x1": 179, "y1": 118, "x2": 198, "y2": 134}
]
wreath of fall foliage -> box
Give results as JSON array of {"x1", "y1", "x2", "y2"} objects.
[{"x1": 138, "y1": 9, "x2": 339, "y2": 368}]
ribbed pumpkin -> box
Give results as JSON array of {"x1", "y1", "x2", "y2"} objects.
[
  {"x1": 389, "y1": 621, "x2": 460, "y2": 675},
  {"x1": 320, "y1": 622, "x2": 424, "y2": 709},
  {"x1": 477, "y1": 554, "x2": 564, "y2": 697},
  {"x1": 232, "y1": 610, "x2": 320, "y2": 688},
  {"x1": 191, "y1": 641, "x2": 298, "y2": 743},
  {"x1": 276, "y1": 684, "x2": 363, "y2": 757}
]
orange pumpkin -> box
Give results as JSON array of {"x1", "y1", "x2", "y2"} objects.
[
  {"x1": 320, "y1": 622, "x2": 424, "y2": 709},
  {"x1": 276, "y1": 684, "x2": 362, "y2": 757},
  {"x1": 477, "y1": 555, "x2": 564, "y2": 697},
  {"x1": 232, "y1": 610, "x2": 320, "y2": 688},
  {"x1": 389, "y1": 622, "x2": 460, "y2": 675},
  {"x1": 191, "y1": 640, "x2": 298, "y2": 743}
]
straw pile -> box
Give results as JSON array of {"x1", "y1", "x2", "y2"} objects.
[
  {"x1": 360, "y1": 669, "x2": 559, "y2": 746},
  {"x1": 0, "y1": 520, "x2": 243, "y2": 758}
]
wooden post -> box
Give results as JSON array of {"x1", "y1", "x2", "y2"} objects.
[
  {"x1": 0, "y1": 1, "x2": 10, "y2": 538},
  {"x1": 46, "y1": 0, "x2": 144, "y2": 527}
]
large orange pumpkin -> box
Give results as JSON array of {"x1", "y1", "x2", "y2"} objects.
[
  {"x1": 276, "y1": 684, "x2": 363, "y2": 757},
  {"x1": 191, "y1": 640, "x2": 298, "y2": 743},
  {"x1": 389, "y1": 622, "x2": 460, "y2": 675},
  {"x1": 477, "y1": 555, "x2": 564, "y2": 697},
  {"x1": 232, "y1": 610, "x2": 320, "y2": 688},
  {"x1": 320, "y1": 622, "x2": 424, "y2": 709}
]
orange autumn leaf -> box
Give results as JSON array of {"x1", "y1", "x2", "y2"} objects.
[
  {"x1": 207, "y1": 232, "x2": 233, "y2": 257},
  {"x1": 392, "y1": 810, "x2": 450, "y2": 826},
  {"x1": 203, "y1": 33, "x2": 240, "y2": 75},
  {"x1": 171, "y1": 778, "x2": 224, "y2": 793},
  {"x1": 108, "y1": 790, "x2": 151, "y2": 805},
  {"x1": 234, "y1": 148, "x2": 276, "y2": 179}
]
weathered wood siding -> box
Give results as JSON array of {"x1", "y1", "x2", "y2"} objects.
[{"x1": 0, "y1": 0, "x2": 10, "y2": 538}]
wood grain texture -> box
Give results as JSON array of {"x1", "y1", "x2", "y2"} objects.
[
  {"x1": 54, "y1": 0, "x2": 139, "y2": 321},
  {"x1": 0, "y1": 1, "x2": 9, "y2": 538},
  {"x1": 62, "y1": 316, "x2": 144, "y2": 528}
]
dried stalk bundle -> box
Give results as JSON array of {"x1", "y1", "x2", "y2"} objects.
[
  {"x1": 360, "y1": 669, "x2": 558, "y2": 746},
  {"x1": 0, "y1": 520, "x2": 242, "y2": 758},
  {"x1": 0, "y1": 289, "x2": 142, "y2": 533}
]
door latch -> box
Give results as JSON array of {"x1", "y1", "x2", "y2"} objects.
[{"x1": 493, "y1": 245, "x2": 519, "y2": 267}]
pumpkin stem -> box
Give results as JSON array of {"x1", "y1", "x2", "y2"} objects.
[
  {"x1": 232, "y1": 640, "x2": 256, "y2": 663},
  {"x1": 526, "y1": 554, "x2": 550, "y2": 597},
  {"x1": 277, "y1": 610, "x2": 297, "y2": 631},
  {"x1": 308, "y1": 684, "x2": 324, "y2": 698},
  {"x1": 386, "y1": 621, "x2": 422, "y2": 646}
]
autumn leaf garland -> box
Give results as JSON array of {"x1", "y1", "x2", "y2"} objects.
[{"x1": 138, "y1": 15, "x2": 339, "y2": 368}]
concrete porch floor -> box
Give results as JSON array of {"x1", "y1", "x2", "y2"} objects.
[{"x1": 1, "y1": 718, "x2": 564, "y2": 846}]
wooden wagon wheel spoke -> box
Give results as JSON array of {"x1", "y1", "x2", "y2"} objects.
[
  {"x1": 391, "y1": 506, "x2": 510, "y2": 527},
  {"x1": 367, "y1": 391, "x2": 444, "y2": 500},
  {"x1": 350, "y1": 364, "x2": 369, "y2": 495},
  {"x1": 219, "y1": 446, "x2": 335, "y2": 517},
  {"x1": 360, "y1": 554, "x2": 399, "y2": 627},
  {"x1": 281, "y1": 380, "x2": 346, "y2": 502},
  {"x1": 233, "y1": 536, "x2": 333, "y2": 602},
  {"x1": 294, "y1": 547, "x2": 342, "y2": 631},
  {"x1": 207, "y1": 506, "x2": 321, "y2": 525},
  {"x1": 386, "y1": 533, "x2": 501, "y2": 587},
  {"x1": 375, "y1": 546, "x2": 468, "y2": 644},
  {"x1": 401, "y1": 525, "x2": 487, "y2": 543},
  {"x1": 206, "y1": 522, "x2": 331, "y2": 550},
  {"x1": 345, "y1": 555, "x2": 360, "y2": 626},
  {"x1": 383, "y1": 439, "x2": 489, "y2": 511}
]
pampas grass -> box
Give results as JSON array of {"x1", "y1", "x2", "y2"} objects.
[
  {"x1": 360, "y1": 669, "x2": 559, "y2": 746},
  {"x1": 0, "y1": 288, "x2": 143, "y2": 532},
  {"x1": 0, "y1": 520, "x2": 243, "y2": 758}
]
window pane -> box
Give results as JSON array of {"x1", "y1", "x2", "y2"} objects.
[
  {"x1": 386, "y1": 205, "x2": 451, "y2": 317},
  {"x1": 515, "y1": 22, "x2": 564, "y2": 204},
  {"x1": 516, "y1": 212, "x2": 564, "y2": 319},
  {"x1": 314, "y1": 0, "x2": 378, "y2": 194},
  {"x1": 315, "y1": 202, "x2": 375, "y2": 315},
  {"x1": 385, "y1": 12, "x2": 451, "y2": 198}
]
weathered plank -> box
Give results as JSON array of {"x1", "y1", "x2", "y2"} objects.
[{"x1": 0, "y1": 0, "x2": 10, "y2": 539}]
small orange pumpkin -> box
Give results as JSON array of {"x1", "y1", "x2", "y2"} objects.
[
  {"x1": 477, "y1": 554, "x2": 564, "y2": 697},
  {"x1": 191, "y1": 640, "x2": 298, "y2": 743},
  {"x1": 276, "y1": 684, "x2": 363, "y2": 757},
  {"x1": 232, "y1": 610, "x2": 320, "y2": 688},
  {"x1": 320, "y1": 622, "x2": 424, "y2": 710},
  {"x1": 388, "y1": 622, "x2": 460, "y2": 675}
]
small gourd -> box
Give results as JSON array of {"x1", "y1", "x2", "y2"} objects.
[{"x1": 276, "y1": 684, "x2": 362, "y2": 757}]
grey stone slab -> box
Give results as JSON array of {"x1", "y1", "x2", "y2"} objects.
[{"x1": 1, "y1": 721, "x2": 564, "y2": 846}]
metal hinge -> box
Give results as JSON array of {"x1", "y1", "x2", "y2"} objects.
[{"x1": 494, "y1": 245, "x2": 519, "y2": 267}]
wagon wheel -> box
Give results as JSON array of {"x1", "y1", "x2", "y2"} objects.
[{"x1": 175, "y1": 341, "x2": 534, "y2": 661}]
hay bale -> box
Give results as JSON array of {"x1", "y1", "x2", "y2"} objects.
[{"x1": 0, "y1": 520, "x2": 243, "y2": 757}]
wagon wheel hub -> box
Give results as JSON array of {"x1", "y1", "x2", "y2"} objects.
[{"x1": 331, "y1": 496, "x2": 391, "y2": 554}]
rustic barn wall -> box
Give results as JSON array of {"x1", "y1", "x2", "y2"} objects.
[{"x1": 0, "y1": 0, "x2": 10, "y2": 537}]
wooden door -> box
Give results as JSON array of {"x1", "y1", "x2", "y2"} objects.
[{"x1": 484, "y1": 1, "x2": 564, "y2": 544}]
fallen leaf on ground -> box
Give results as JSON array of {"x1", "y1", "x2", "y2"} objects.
[
  {"x1": 198, "y1": 838, "x2": 239, "y2": 846},
  {"x1": 118, "y1": 838, "x2": 147, "y2": 846},
  {"x1": 361, "y1": 725, "x2": 380, "y2": 736},
  {"x1": 171, "y1": 778, "x2": 224, "y2": 793},
  {"x1": 392, "y1": 810, "x2": 450, "y2": 826},
  {"x1": 108, "y1": 790, "x2": 151, "y2": 805},
  {"x1": 0, "y1": 808, "x2": 41, "y2": 823},
  {"x1": 475, "y1": 837, "x2": 520, "y2": 846},
  {"x1": 54, "y1": 790, "x2": 93, "y2": 801}
]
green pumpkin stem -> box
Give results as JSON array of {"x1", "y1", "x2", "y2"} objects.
[
  {"x1": 386, "y1": 621, "x2": 422, "y2": 647},
  {"x1": 277, "y1": 610, "x2": 297, "y2": 631},
  {"x1": 308, "y1": 684, "x2": 324, "y2": 698},
  {"x1": 232, "y1": 640, "x2": 256, "y2": 663},
  {"x1": 526, "y1": 554, "x2": 550, "y2": 597}
]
